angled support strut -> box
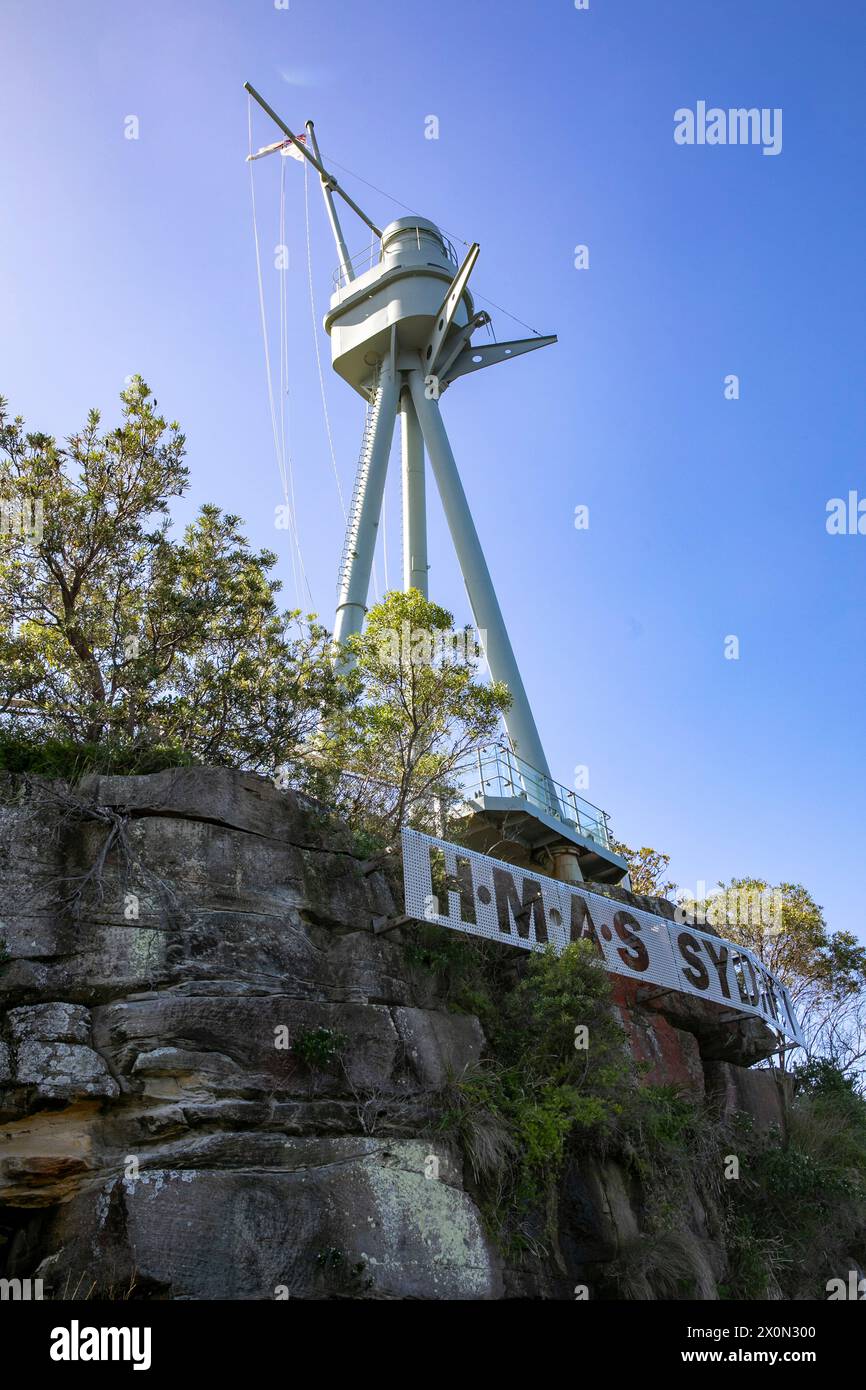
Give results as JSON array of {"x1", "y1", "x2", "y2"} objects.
[{"x1": 407, "y1": 367, "x2": 554, "y2": 788}]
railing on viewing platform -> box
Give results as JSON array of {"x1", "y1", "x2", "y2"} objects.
[{"x1": 451, "y1": 745, "x2": 613, "y2": 850}]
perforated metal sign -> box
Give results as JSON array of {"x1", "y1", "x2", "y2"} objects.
[{"x1": 401, "y1": 828, "x2": 804, "y2": 1047}]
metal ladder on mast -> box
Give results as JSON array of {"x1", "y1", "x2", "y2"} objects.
[{"x1": 337, "y1": 363, "x2": 384, "y2": 597}]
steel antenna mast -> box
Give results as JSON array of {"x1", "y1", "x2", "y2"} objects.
[{"x1": 245, "y1": 84, "x2": 630, "y2": 888}]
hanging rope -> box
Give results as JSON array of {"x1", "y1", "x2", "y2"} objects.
[
  {"x1": 303, "y1": 161, "x2": 346, "y2": 523},
  {"x1": 248, "y1": 96, "x2": 312, "y2": 607},
  {"x1": 278, "y1": 159, "x2": 308, "y2": 607},
  {"x1": 277, "y1": 154, "x2": 298, "y2": 602}
]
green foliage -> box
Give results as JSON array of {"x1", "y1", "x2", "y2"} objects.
[
  {"x1": 291, "y1": 1027, "x2": 348, "y2": 1071},
  {"x1": 311, "y1": 589, "x2": 511, "y2": 843},
  {"x1": 619, "y1": 1084, "x2": 731, "y2": 1209},
  {"x1": 719, "y1": 1223, "x2": 789, "y2": 1302},
  {"x1": 728, "y1": 1102, "x2": 866, "y2": 1299},
  {"x1": 627, "y1": 1085, "x2": 706, "y2": 1155},
  {"x1": 0, "y1": 381, "x2": 347, "y2": 774},
  {"x1": 624, "y1": 1062, "x2": 866, "y2": 1300},
  {"x1": 607, "y1": 838, "x2": 676, "y2": 899},
  {"x1": 494, "y1": 942, "x2": 622, "y2": 1079},
  {"x1": 695, "y1": 877, "x2": 866, "y2": 1006},
  {"x1": 0, "y1": 726, "x2": 193, "y2": 780},
  {"x1": 348, "y1": 825, "x2": 389, "y2": 862},
  {"x1": 438, "y1": 943, "x2": 632, "y2": 1250},
  {"x1": 404, "y1": 922, "x2": 487, "y2": 996},
  {"x1": 783, "y1": 1069, "x2": 866, "y2": 1192},
  {"x1": 792, "y1": 1056, "x2": 862, "y2": 1100},
  {"x1": 754, "y1": 1141, "x2": 857, "y2": 1200}
]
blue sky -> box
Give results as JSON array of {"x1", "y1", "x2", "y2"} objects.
[{"x1": 1, "y1": 0, "x2": 864, "y2": 942}]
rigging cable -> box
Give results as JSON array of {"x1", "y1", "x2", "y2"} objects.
[
  {"x1": 319, "y1": 149, "x2": 544, "y2": 337},
  {"x1": 319, "y1": 150, "x2": 470, "y2": 249},
  {"x1": 248, "y1": 96, "x2": 312, "y2": 607}
]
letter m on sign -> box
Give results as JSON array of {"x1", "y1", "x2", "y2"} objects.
[{"x1": 492, "y1": 867, "x2": 548, "y2": 944}]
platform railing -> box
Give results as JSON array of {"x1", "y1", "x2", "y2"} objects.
[
  {"x1": 333, "y1": 231, "x2": 460, "y2": 290},
  {"x1": 452, "y1": 745, "x2": 613, "y2": 849},
  {"x1": 332, "y1": 240, "x2": 381, "y2": 289}
]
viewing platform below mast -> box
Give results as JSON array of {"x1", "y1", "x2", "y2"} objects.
[{"x1": 448, "y1": 744, "x2": 630, "y2": 887}]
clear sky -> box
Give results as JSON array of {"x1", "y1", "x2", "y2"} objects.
[{"x1": 1, "y1": 0, "x2": 864, "y2": 942}]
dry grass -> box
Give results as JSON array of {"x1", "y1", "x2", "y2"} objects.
[{"x1": 606, "y1": 1228, "x2": 713, "y2": 1300}]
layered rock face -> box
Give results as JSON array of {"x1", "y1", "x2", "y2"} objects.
[
  {"x1": 0, "y1": 769, "x2": 498, "y2": 1299},
  {"x1": 0, "y1": 769, "x2": 784, "y2": 1299}
]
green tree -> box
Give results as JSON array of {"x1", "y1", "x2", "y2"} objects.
[
  {"x1": 609, "y1": 838, "x2": 676, "y2": 899},
  {"x1": 312, "y1": 588, "x2": 511, "y2": 843},
  {"x1": 689, "y1": 877, "x2": 866, "y2": 1071},
  {"x1": 0, "y1": 379, "x2": 344, "y2": 772},
  {"x1": 689, "y1": 878, "x2": 866, "y2": 1006},
  {"x1": 607, "y1": 837, "x2": 866, "y2": 1075}
]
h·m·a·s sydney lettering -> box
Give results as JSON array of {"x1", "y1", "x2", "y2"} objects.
[{"x1": 401, "y1": 829, "x2": 804, "y2": 1047}]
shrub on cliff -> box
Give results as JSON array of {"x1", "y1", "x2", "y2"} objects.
[
  {"x1": 726, "y1": 1064, "x2": 866, "y2": 1298},
  {"x1": 437, "y1": 940, "x2": 632, "y2": 1251},
  {"x1": 618, "y1": 1062, "x2": 866, "y2": 1300}
]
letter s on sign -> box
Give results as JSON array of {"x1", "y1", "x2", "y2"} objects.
[
  {"x1": 677, "y1": 932, "x2": 710, "y2": 991},
  {"x1": 613, "y1": 910, "x2": 649, "y2": 972}
]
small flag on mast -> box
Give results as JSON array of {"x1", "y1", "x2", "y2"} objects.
[{"x1": 246, "y1": 135, "x2": 308, "y2": 163}]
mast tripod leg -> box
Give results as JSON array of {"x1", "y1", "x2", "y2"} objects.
[
  {"x1": 400, "y1": 387, "x2": 428, "y2": 596},
  {"x1": 407, "y1": 369, "x2": 554, "y2": 790},
  {"x1": 333, "y1": 363, "x2": 399, "y2": 652}
]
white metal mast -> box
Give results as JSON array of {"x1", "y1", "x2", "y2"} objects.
[{"x1": 244, "y1": 84, "x2": 630, "y2": 886}]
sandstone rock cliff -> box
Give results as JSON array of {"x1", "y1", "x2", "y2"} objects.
[{"x1": 0, "y1": 769, "x2": 786, "y2": 1299}]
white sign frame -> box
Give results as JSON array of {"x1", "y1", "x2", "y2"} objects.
[{"x1": 401, "y1": 828, "x2": 804, "y2": 1048}]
